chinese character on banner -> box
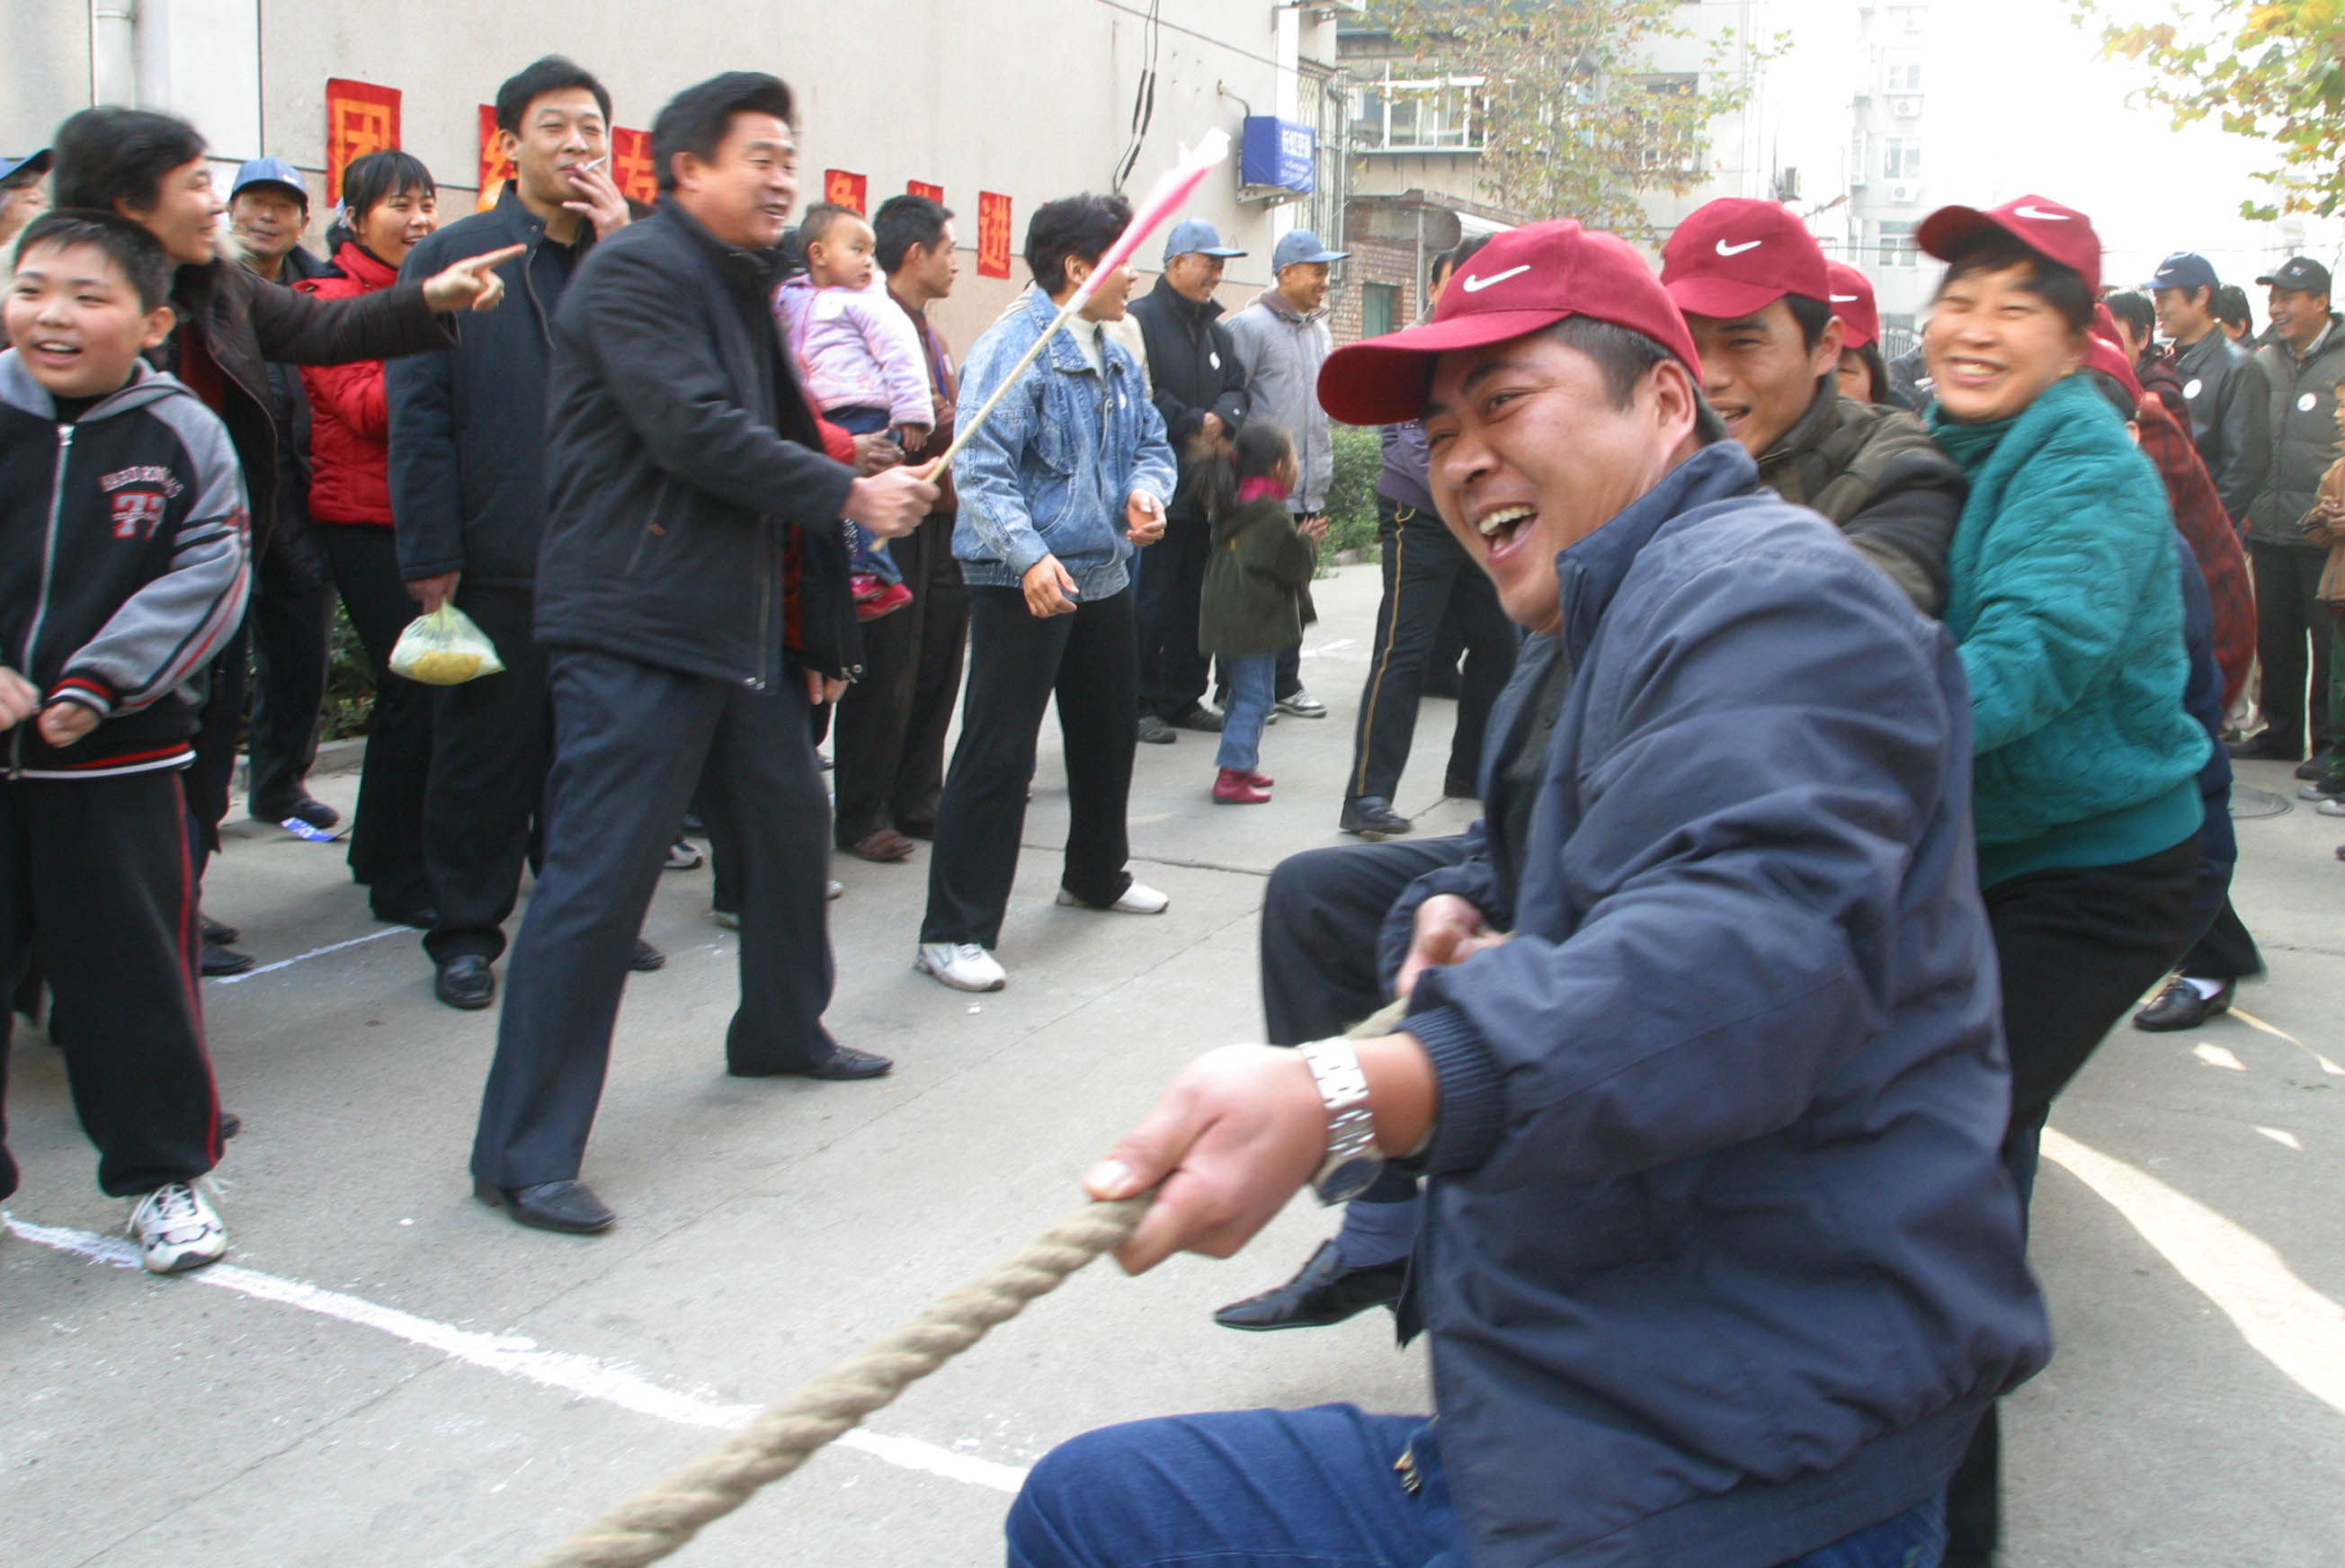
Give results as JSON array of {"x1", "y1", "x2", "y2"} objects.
[
  {"x1": 476, "y1": 104, "x2": 514, "y2": 212},
  {"x1": 976, "y1": 191, "x2": 1013, "y2": 280},
  {"x1": 906, "y1": 180, "x2": 944, "y2": 203},
  {"x1": 823, "y1": 169, "x2": 868, "y2": 213},
  {"x1": 611, "y1": 128, "x2": 656, "y2": 207},
  {"x1": 325, "y1": 77, "x2": 400, "y2": 204}
]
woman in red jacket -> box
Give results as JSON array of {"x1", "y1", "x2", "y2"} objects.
[{"x1": 299, "y1": 150, "x2": 441, "y2": 927}]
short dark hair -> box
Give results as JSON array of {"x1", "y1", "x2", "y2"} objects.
[
  {"x1": 339, "y1": 149, "x2": 435, "y2": 222},
  {"x1": 874, "y1": 193, "x2": 952, "y2": 274},
  {"x1": 1785, "y1": 292, "x2": 1838, "y2": 352},
  {"x1": 1934, "y1": 230, "x2": 2095, "y2": 334},
  {"x1": 650, "y1": 72, "x2": 795, "y2": 195},
  {"x1": 2213, "y1": 283, "x2": 2253, "y2": 333},
  {"x1": 2104, "y1": 289, "x2": 2155, "y2": 345},
  {"x1": 1545, "y1": 316, "x2": 1731, "y2": 446},
  {"x1": 494, "y1": 56, "x2": 612, "y2": 137},
  {"x1": 1026, "y1": 192, "x2": 1131, "y2": 296},
  {"x1": 13, "y1": 209, "x2": 174, "y2": 312},
  {"x1": 1847, "y1": 341, "x2": 1898, "y2": 405},
  {"x1": 51, "y1": 107, "x2": 208, "y2": 217},
  {"x1": 797, "y1": 202, "x2": 860, "y2": 248},
  {"x1": 1429, "y1": 232, "x2": 1494, "y2": 295},
  {"x1": 2082, "y1": 368, "x2": 2139, "y2": 423}
]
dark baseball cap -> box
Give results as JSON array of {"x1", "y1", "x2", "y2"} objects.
[
  {"x1": 1660, "y1": 198, "x2": 1832, "y2": 321},
  {"x1": 1918, "y1": 193, "x2": 2101, "y2": 296},
  {"x1": 2257, "y1": 256, "x2": 2332, "y2": 296},
  {"x1": 1316, "y1": 218, "x2": 1700, "y2": 427},
  {"x1": 230, "y1": 156, "x2": 309, "y2": 209},
  {"x1": 2145, "y1": 252, "x2": 2219, "y2": 294},
  {"x1": 0, "y1": 148, "x2": 50, "y2": 188}
]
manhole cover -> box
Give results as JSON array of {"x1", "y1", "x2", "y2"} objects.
[{"x1": 2232, "y1": 786, "x2": 2293, "y2": 820}]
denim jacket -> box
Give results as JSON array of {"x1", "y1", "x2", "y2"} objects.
[{"x1": 950, "y1": 288, "x2": 1175, "y2": 600}]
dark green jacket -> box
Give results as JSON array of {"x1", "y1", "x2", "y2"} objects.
[
  {"x1": 1758, "y1": 379, "x2": 1965, "y2": 616},
  {"x1": 1199, "y1": 497, "x2": 1316, "y2": 657}
]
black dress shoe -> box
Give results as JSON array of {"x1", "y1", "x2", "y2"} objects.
[
  {"x1": 2133, "y1": 976, "x2": 2233, "y2": 1032},
  {"x1": 475, "y1": 1178, "x2": 615, "y2": 1234},
  {"x1": 2225, "y1": 735, "x2": 2304, "y2": 762},
  {"x1": 1442, "y1": 772, "x2": 1480, "y2": 800},
  {"x1": 435, "y1": 955, "x2": 495, "y2": 1010},
  {"x1": 732, "y1": 1044, "x2": 894, "y2": 1080},
  {"x1": 201, "y1": 913, "x2": 240, "y2": 947},
  {"x1": 200, "y1": 943, "x2": 256, "y2": 977},
  {"x1": 1213, "y1": 1240, "x2": 1405, "y2": 1332},
  {"x1": 1168, "y1": 704, "x2": 1226, "y2": 734},
  {"x1": 629, "y1": 938, "x2": 665, "y2": 972},
  {"x1": 2296, "y1": 756, "x2": 2333, "y2": 780},
  {"x1": 218, "y1": 1110, "x2": 242, "y2": 1141},
  {"x1": 1340, "y1": 797, "x2": 1413, "y2": 839}
]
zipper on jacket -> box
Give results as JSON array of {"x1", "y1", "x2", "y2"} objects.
[
  {"x1": 13, "y1": 423, "x2": 75, "y2": 778},
  {"x1": 753, "y1": 526, "x2": 772, "y2": 692}
]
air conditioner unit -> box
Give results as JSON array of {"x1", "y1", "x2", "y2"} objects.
[
  {"x1": 1891, "y1": 96, "x2": 1922, "y2": 118},
  {"x1": 1888, "y1": 183, "x2": 1919, "y2": 205}
]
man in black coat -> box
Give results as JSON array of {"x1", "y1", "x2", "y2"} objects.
[
  {"x1": 1127, "y1": 219, "x2": 1250, "y2": 743},
  {"x1": 468, "y1": 73, "x2": 935, "y2": 1235}
]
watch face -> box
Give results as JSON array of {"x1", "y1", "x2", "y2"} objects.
[{"x1": 1316, "y1": 1154, "x2": 1385, "y2": 1206}]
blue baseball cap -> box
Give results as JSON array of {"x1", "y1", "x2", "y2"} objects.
[
  {"x1": 2145, "y1": 251, "x2": 2218, "y2": 294},
  {"x1": 0, "y1": 148, "x2": 50, "y2": 187},
  {"x1": 1271, "y1": 229, "x2": 1349, "y2": 272},
  {"x1": 230, "y1": 156, "x2": 309, "y2": 208},
  {"x1": 1163, "y1": 218, "x2": 1245, "y2": 262}
]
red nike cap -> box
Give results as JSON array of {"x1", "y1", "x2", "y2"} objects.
[
  {"x1": 1317, "y1": 219, "x2": 1701, "y2": 427},
  {"x1": 2086, "y1": 303, "x2": 2144, "y2": 405},
  {"x1": 1825, "y1": 262, "x2": 1881, "y2": 349},
  {"x1": 1917, "y1": 193, "x2": 2101, "y2": 296},
  {"x1": 1660, "y1": 198, "x2": 1832, "y2": 322}
]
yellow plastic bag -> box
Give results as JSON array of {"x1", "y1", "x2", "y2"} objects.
[{"x1": 388, "y1": 604, "x2": 506, "y2": 685}]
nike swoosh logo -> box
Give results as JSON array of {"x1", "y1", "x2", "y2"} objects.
[
  {"x1": 2013, "y1": 205, "x2": 2070, "y2": 221},
  {"x1": 1459, "y1": 264, "x2": 1531, "y2": 293},
  {"x1": 1716, "y1": 239, "x2": 1763, "y2": 256},
  {"x1": 1831, "y1": 294, "x2": 1861, "y2": 303}
]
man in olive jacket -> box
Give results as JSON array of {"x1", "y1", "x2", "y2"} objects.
[{"x1": 1662, "y1": 199, "x2": 1962, "y2": 617}]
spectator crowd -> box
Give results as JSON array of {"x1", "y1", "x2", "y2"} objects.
[{"x1": 2, "y1": 50, "x2": 2341, "y2": 1568}]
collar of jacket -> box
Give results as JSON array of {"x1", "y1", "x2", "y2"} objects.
[
  {"x1": 1025, "y1": 286, "x2": 1115, "y2": 377},
  {"x1": 656, "y1": 197, "x2": 787, "y2": 297},
  {"x1": 1551, "y1": 439, "x2": 1762, "y2": 669},
  {"x1": 1146, "y1": 272, "x2": 1224, "y2": 324},
  {"x1": 325, "y1": 238, "x2": 399, "y2": 290},
  {"x1": 1254, "y1": 287, "x2": 1324, "y2": 327},
  {"x1": 0, "y1": 351, "x2": 183, "y2": 423},
  {"x1": 2172, "y1": 326, "x2": 2234, "y2": 377},
  {"x1": 1759, "y1": 374, "x2": 1841, "y2": 468},
  {"x1": 2285, "y1": 313, "x2": 2343, "y2": 364}
]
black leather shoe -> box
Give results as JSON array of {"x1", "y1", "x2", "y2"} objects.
[
  {"x1": 733, "y1": 1044, "x2": 894, "y2": 1080},
  {"x1": 1168, "y1": 704, "x2": 1226, "y2": 734},
  {"x1": 200, "y1": 943, "x2": 255, "y2": 977},
  {"x1": 1213, "y1": 1240, "x2": 1405, "y2": 1332},
  {"x1": 201, "y1": 913, "x2": 240, "y2": 946},
  {"x1": 1340, "y1": 797, "x2": 1413, "y2": 839},
  {"x1": 218, "y1": 1110, "x2": 242, "y2": 1141},
  {"x1": 435, "y1": 955, "x2": 495, "y2": 1010},
  {"x1": 2225, "y1": 735, "x2": 2304, "y2": 762},
  {"x1": 1442, "y1": 772, "x2": 1479, "y2": 800},
  {"x1": 2296, "y1": 756, "x2": 2333, "y2": 780},
  {"x1": 2133, "y1": 976, "x2": 2233, "y2": 1032},
  {"x1": 629, "y1": 939, "x2": 665, "y2": 972},
  {"x1": 475, "y1": 1178, "x2": 615, "y2": 1234}
]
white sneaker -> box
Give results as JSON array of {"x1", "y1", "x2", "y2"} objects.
[
  {"x1": 916, "y1": 941, "x2": 1006, "y2": 991},
  {"x1": 709, "y1": 905, "x2": 740, "y2": 929},
  {"x1": 2319, "y1": 797, "x2": 2345, "y2": 817},
  {"x1": 1057, "y1": 880, "x2": 1170, "y2": 915},
  {"x1": 129, "y1": 1181, "x2": 227, "y2": 1274},
  {"x1": 1275, "y1": 691, "x2": 1328, "y2": 718}
]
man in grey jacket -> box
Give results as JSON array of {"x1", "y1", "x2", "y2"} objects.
[{"x1": 1225, "y1": 229, "x2": 1349, "y2": 719}]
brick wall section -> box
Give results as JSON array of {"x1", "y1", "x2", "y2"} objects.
[{"x1": 1333, "y1": 236, "x2": 1422, "y2": 344}]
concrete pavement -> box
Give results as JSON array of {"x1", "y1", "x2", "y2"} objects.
[{"x1": 4, "y1": 557, "x2": 2341, "y2": 1567}]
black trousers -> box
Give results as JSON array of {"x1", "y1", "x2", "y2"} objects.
[
  {"x1": 183, "y1": 619, "x2": 249, "y2": 869},
  {"x1": 921, "y1": 585, "x2": 1137, "y2": 949},
  {"x1": 319, "y1": 524, "x2": 435, "y2": 915},
  {"x1": 2249, "y1": 541, "x2": 2333, "y2": 756},
  {"x1": 834, "y1": 509, "x2": 968, "y2": 845},
  {"x1": 473, "y1": 649, "x2": 835, "y2": 1187},
  {"x1": 421, "y1": 584, "x2": 551, "y2": 964},
  {"x1": 0, "y1": 772, "x2": 216, "y2": 1200},
  {"x1": 1261, "y1": 835, "x2": 1476, "y2": 1206},
  {"x1": 1347, "y1": 497, "x2": 1518, "y2": 805},
  {"x1": 245, "y1": 532, "x2": 336, "y2": 817},
  {"x1": 1946, "y1": 833, "x2": 2202, "y2": 1563},
  {"x1": 2178, "y1": 894, "x2": 2263, "y2": 982},
  {"x1": 1135, "y1": 510, "x2": 1214, "y2": 722}
]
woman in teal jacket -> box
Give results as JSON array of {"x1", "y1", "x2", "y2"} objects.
[{"x1": 1917, "y1": 196, "x2": 2209, "y2": 1566}]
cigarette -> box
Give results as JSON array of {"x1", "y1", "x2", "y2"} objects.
[{"x1": 581, "y1": 156, "x2": 608, "y2": 174}]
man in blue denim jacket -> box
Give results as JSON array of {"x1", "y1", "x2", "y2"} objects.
[
  {"x1": 1008, "y1": 220, "x2": 2046, "y2": 1568},
  {"x1": 915, "y1": 192, "x2": 1177, "y2": 994}
]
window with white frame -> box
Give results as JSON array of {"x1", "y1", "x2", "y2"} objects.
[
  {"x1": 1350, "y1": 74, "x2": 1485, "y2": 152},
  {"x1": 1882, "y1": 138, "x2": 1922, "y2": 181},
  {"x1": 1877, "y1": 222, "x2": 1919, "y2": 268},
  {"x1": 1885, "y1": 55, "x2": 1923, "y2": 93}
]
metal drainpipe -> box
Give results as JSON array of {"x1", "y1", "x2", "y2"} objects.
[
  {"x1": 134, "y1": 0, "x2": 173, "y2": 110},
  {"x1": 91, "y1": 0, "x2": 137, "y2": 105}
]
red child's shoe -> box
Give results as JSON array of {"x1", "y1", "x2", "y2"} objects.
[
  {"x1": 1213, "y1": 767, "x2": 1271, "y2": 805},
  {"x1": 854, "y1": 579, "x2": 914, "y2": 620},
  {"x1": 1247, "y1": 771, "x2": 1274, "y2": 788}
]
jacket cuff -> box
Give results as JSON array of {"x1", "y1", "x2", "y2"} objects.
[
  {"x1": 1398, "y1": 1003, "x2": 1507, "y2": 1176},
  {"x1": 49, "y1": 673, "x2": 117, "y2": 717}
]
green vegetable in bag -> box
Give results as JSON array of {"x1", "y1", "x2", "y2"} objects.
[{"x1": 389, "y1": 603, "x2": 507, "y2": 685}]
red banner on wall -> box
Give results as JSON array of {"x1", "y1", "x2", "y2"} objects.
[
  {"x1": 325, "y1": 77, "x2": 401, "y2": 204},
  {"x1": 611, "y1": 127, "x2": 657, "y2": 207},
  {"x1": 823, "y1": 169, "x2": 869, "y2": 213},
  {"x1": 906, "y1": 180, "x2": 944, "y2": 204},
  {"x1": 476, "y1": 104, "x2": 514, "y2": 212},
  {"x1": 976, "y1": 191, "x2": 1013, "y2": 280}
]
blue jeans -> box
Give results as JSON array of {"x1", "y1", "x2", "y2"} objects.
[
  {"x1": 825, "y1": 405, "x2": 905, "y2": 589},
  {"x1": 1215, "y1": 654, "x2": 1279, "y2": 774},
  {"x1": 1007, "y1": 1406, "x2": 1947, "y2": 1568}
]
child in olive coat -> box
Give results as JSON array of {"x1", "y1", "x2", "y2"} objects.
[{"x1": 1197, "y1": 422, "x2": 1316, "y2": 803}]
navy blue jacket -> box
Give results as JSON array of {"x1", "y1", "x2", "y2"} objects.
[{"x1": 1375, "y1": 442, "x2": 2049, "y2": 1568}]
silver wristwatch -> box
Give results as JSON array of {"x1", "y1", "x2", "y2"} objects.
[{"x1": 1299, "y1": 1036, "x2": 1384, "y2": 1205}]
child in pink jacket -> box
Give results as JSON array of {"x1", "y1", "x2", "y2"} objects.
[{"x1": 779, "y1": 204, "x2": 931, "y2": 617}]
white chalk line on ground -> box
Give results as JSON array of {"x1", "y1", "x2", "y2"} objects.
[
  {"x1": 211, "y1": 924, "x2": 407, "y2": 984},
  {"x1": 2041, "y1": 1127, "x2": 2345, "y2": 1417},
  {"x1": 0, "y1": 1212, "x2": 1029, "y2": 1494}
]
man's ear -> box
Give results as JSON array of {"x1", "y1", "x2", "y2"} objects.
[
  {"x1": 668, "y1": 151, "x2": 703, "y2": 197},
  {"x1": 141, "y1": 303, "x2": 175, "y2": 351},
  {"x1": 1648, "y1": 356, "x2": 1703, "y2": 441},
  {"x1": 1814, "y1": 315, "x2": 1846, "y2": 377},
  {"x1": 497, "y1": 129, "x2": 524, "y2": 167}
]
